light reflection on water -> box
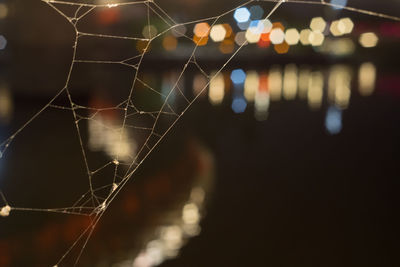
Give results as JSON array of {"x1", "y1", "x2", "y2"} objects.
[{"x1": 0, "y1": 61, "x2": 397, "y2": 266}]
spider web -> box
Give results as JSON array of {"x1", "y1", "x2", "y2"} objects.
[{"x1": 0, "y1": 0, "x2": 399, "y2": 266}]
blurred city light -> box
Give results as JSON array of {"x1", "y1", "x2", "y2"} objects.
[
  {"x1": 358, "y1": 62, "x2": 376, "y2": 96},
  {"x1": 0, "y1": 3, "x2": 8, "y2": 19},
  {"x1": 210, "y1": 24, "x2": 227, "y2": 42},
  {"x1": 338, "y1": 18, "x2": 354, "y2": 34},
  {"x1": 268, "y1": 66, "x2": 283, "y2": 101},
  {"x1": 309, "y1": 31, "x2": 325, "y2": 46},
  {"x1": 249, "y1": 5, "x2": 264, "y2": 20},
  {"x1": 0, "y1": 35, "x2": 7, "y2": 50},
  {"x1": 310, "y1": 17, "x2": 326, "y2": 33},
  {"x1": 244, "y1": 71, "x2": 259, "y2": 102},
  {"x1": 298, "y1": 66, "x2": 311, "y2": 99},
  {"x1": 300, "y1": 29, "x2": 312, "y2": 45},
  {"x1": 193, "y1": 22, "x2": 210, "y2": 38},
  {"x1": 231, "y1": 97, "x2": 247, "y2": 113},
  {"x1": 285, "y1": 28, "x2": 300, "y2": 45},
  {"x1": 230, "y1": 69, "x2": 246, "y2": 84},
  {"x1": 325, "y1": 106, "x2": 343, "y2": 134},
  {"x1": 233, "y1": 7, "x2": 250, "y2": 23},
  {"x1": 307, "y1": 71, "x2": 324, "y2": 110},
  {"x1": 171, "y1": 24, "x2": 187, "y2": 37},
  {"x1": 330, "y1": 0, "x2": 348, "y2": 10},
  {"x1": 270, "y1": 28, "x2": 285, "y2": 44},
  {"x1": 234, "y1": 31, "x2": 247, "y2": 45},
  {"x1": 359, "y1": 32, "x2": 378, "y2": 48},
  {"x1": 283, "y1": 64, "x2": 298, "y2": 100},
  {"x1": 142, "y1": 25, "x2": 158, "y2": 39},
  {"x1": 209, "y1": 73, "x2": 225, "y2": 105},
  {"x1": 162, "y1": 35, "x2": 178, "y2": 51}
]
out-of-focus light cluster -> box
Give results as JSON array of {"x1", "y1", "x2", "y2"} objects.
[
  {"x1": 88, "y1": 99, "x2": 137, "y2": 162},
  {"x1": 193, "y1": 22, "x2": 210, "y2": 46},
  {"x1": 198, "y1": 62, "x2": 376, "y2": 122},
  {"x1": 133, "y1": 187, "x2": 205, "y2": 267}
]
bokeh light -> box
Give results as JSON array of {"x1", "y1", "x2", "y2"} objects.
[
  {"x1": 231, "y1": 69, "x2": 246, "y2": 84},
  {"x1": 300, "y1": 29, "x2": 312, "y2": 45},
  {"x1": 309, "y1": 31, "x2": 325, "y2": 46},
  {"x1": 310, "y1": 17, "x2": 326, "y2": 33},
  {"x1": 359, "y1": 32, "x2": 378, "y2": 48},
  {"x1": 234, "y1": 7, "x2": 250, "y2": 23},
  {"x1": 325, "y1": 106, "x2": 343, "y2": 134},
  {"x1": 358, "y1": 62, "x2": 376, "y2": 96},
  {"x1": 231, "y1": 97, "x2": 247, "y2": 113},
  {"x1": 249, "y1": 5, "x2": 264, "y2": 20},
  {"x1": 338, "y1": 17, "x2": 354, "y2": 34},
  {"x1": 274, "y1": 42, "x2": 289, "y2": 54},
  {"x1": 0, "y1": 35, "x2": 7, "y2": 50},
  {"x1": 193, "y1": 22, "x2": 210, "y2": 38},
  {"x1": 210, "y1": 24, "x2": 227, "y2": 42},
  {"x1": 142, "y1": 25, "x2": 158, "y2": 39},
  {"x1": 270, "y1": 28, "x2": 285, "y2": 44},
  {"x1": 285, "y1": 28, "x2": 300, "y2": 45},
  {"x1": 0, "y1": 3, "x2": 8, "y2": 19},
  {"x1": 330, "y1": 0, "x2": 348, "y2": 10},
  {"x1": 162, "y1": 35, "x2": 178, "y2": 51},
  {"x1": 209, "y1": 73, "x2": 225, "y2": 105}
]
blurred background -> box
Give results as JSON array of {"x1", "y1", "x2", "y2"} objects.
[{"x1": 0, "y1": 0, "x2": 400, "y2": 266}]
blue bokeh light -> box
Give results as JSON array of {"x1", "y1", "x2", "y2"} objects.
[
  {"x1": 249, "y1": 5, "x2": 264, "y2": 20},
  {"x1": 230, "y1": 69, "x2": 246, "y2": 84},
  {"x1": 325, "y1": 106, "x2": 342, "y2": 135},
  {"x1": 232, "y1": 97, "x2": 247, "y2": 114},
  {"x1": 234, "y1": 7, "x2": 251, "y2": 23},
  {"x1": 330, "y1": 0, "x2": 348, "y2": 10}
]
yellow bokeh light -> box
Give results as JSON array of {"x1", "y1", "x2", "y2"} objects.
[
  {"x1": 310, "y1": 17, "x2": 326, "y2": 33},
  {"x1": 300, "y1": 29, "x2": 312, "y2": 45},
  {"x1": 193, "y1": 22, "x2": 210, "y2": 38},
  {"x1": 162, "y1": 35, "x2": 178, "y2": 51},
  {"x1": 330, "y1": 20, "x2": 343, "y2": 36},
  {"x1": 219, "y1": 39, "x2": 235, "y2": 54},
  {"x1": 244, "y1": 71, "x2": 259, "y2": 102},
  {"x1": 209, "y1": 72, "x2": 225, "y2": 105},
  {"x1": 269, "y1": 66, "x2": 282, "y2": 101},
  {"x1": 193, "y1": 35, "x2": 208, "y2": 46},
  {"x1": 0, "y1": 3, "x2": 8, "y2": 19},
  {"x1": 210, "y1": 24, "x2": 227, "y2": 42},
  {"x1": 298, "y1": 66, "x2": 311, "y2": 99},
  {"x1": 274, "y1": 41, "x2": 289, "y2": 54},
  {"x1": 285, "y1": 28, "x2": 300, "y2": 45},
  {"x1": 136, "y1": 40, "x2": 150, "y2": 53},
  {"x1": 309, "y1": 31, "x2": 325, "y2": 46},
  {"x1": 359, "y1": 32, "x2": 378, "y2": 48},
  {"x1": 223, "y1": 24, "x2": 233, "y2": 38},
  {"x1": 338, "y1": 17, "x2": 354, "y2": 34},
  {"x1": 358, "y1": 62, "x2": 376, "y2": 96},
  {"x1": 245, "y1": 28, "x2": 261, "y2": 43},
  {"x1": 283, "y1": 64, "x2": 298, "y2": 100},
  {"x1": 272, "y1": 22, "x2": 285, "y2": 31},
  {"x1": 308, "y1": 71, "x2": 324, "y2": 110},
  {"x1": 270, "y1": 28, "x2": 285, "y2": 44}
]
